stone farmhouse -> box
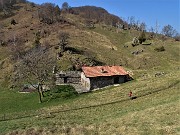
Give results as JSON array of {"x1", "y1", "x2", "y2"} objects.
[
  {"x1": 56, "y1": 66, "x2": 129, "y2": 92},
  {"x1": 81, "y1": 66, "x2": 129, "y2": 91}
]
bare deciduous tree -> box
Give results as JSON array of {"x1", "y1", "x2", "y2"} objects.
[
  {"x1": 148, "y1": 27, "x2": 155, "y2": 39},
  {"x1": 62, "y1": 2, "x2": 69, "y2": 10},
  {"x1": 162, "y1": 24, "x2": 176, "y2": 37},
  {"x1": 14, "y1": 47, "x2": 56, "y2": 103},
  {"x1": 139, "y1": 22, "x2": 146, "y2": 31},
  {"x1": 173, "y1": 32, "x2": 180, "y2": 41},
  {"x1": 155, "y1": 20, "x2": 160, "y2": 35},
  {"x1": 58, "y1": 32, "x2": 69, "y2": 52},
  {"x1": 38, "y1": 3, "x2": 60, "y2": 24},
  {"x1": 0, "y1": 0, "x2": 20, "y2": 15},
  {"x1": 129, "y1": 16, "x2": 135, "y2": 27},
  {"x1": 149, "y1": 27, "x2": 154, "y2": 33},
  {"x1": 10, "y1": 39, "x2": 25, "y2": 60},
  {"x1": 54, "y1": 5, "x2": 61, "y2": 20}
]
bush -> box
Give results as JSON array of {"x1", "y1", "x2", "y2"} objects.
[
  {"x1": 0, "y1": 40, "x2": 6, "y2": 46},
  {"x1": 138, "y1": 31, "x2": 146, "y2": 44},
  {"x1": 174, "y1": 35, "x2": 180, "y2": 41},
  {"x1": 154, "y1": 46, "x2": 165, "y2": 52},
  {"x1": 11, "y1": 19, "x2": 17, "y2": 25},
  {"x1": 50, "y1": 85, "x2": 78, "y2": 99}
]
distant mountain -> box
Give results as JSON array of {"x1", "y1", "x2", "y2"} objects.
[{"x1": 72, "y1": 6, "x2": 125, "y2": 26}]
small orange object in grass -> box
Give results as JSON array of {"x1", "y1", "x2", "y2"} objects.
[{"x1": 129, "y1": 91, "x2": 132, "y2": 97}]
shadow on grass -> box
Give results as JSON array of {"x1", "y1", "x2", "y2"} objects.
[{"x1": 65, "y1": 47, "x2": 84, "y2": 55}]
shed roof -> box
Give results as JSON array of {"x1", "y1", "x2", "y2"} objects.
[{"x1": 82, "y1": 66, "x2": 128, "y2": 78}]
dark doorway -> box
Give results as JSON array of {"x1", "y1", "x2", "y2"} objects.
[
  {"x1": 64, "y1": 77, "x2": 68, "y2": 83},
  {"x1": 114, "y1": 77, "x2": 119, "y2": 84}
]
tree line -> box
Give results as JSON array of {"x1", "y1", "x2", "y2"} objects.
[
  {"x1": 123, "y1": 16, "x2": 179, "y2": 39},
  {"x1": 0, "y1": 0, "x2": 26, "y2": 15},
  {"x1": 72, "y1": 6, "x2": 125, "y2": 27}
]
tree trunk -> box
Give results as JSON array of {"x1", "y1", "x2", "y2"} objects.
[
  {"x1": 61, "y1": 45, "x2": 65, "y2": 52},
  {"x1": 38, "y1": 86, "x2": 42, "y2": 103},
  {"x1": 38, "y1": 83, "x2": 43, "y2": 103},
  {"x1": 40, "y1": 84, "x2": 45, "y2": 97}
]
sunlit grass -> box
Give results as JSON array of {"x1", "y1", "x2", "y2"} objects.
[{"x1": 0, "y1": 70, "x2": 179, "y2": 134}]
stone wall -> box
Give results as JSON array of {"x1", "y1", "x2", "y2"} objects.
[
  {"x1": 67, "y1": 77, "x2": 81, "y2": 83},
  {"x1": 55, "y1": 71, "x2": 81, "y2": 85},
  {"x1": 81, "y1": 72, "x2": 91, "y2": 91},
  {"x1": 56, "y1": 77, "x2": 81, "y2": 84},
  {"x1": 90, "y1": 75, "x2": 126, "y2": 90},
  {"x1": 90, "y1": 76, "x2": 114, "y2": 90}
]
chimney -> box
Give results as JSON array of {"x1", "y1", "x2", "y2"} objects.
[{"x1": 101, "y1": 68, "x2": 104, "y2": 73}]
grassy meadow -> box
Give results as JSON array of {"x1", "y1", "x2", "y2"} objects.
[{"x1": 0, "y1": 69, "x2": 179, "y2": 134}]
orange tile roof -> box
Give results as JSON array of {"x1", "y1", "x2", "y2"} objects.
[{"x1": 82, "y1": 66, "x2": 128, "y2": 77}]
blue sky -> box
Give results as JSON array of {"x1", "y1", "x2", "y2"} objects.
[{"x1": 29, "y1": 0, "x2": 180, "y2": 33}]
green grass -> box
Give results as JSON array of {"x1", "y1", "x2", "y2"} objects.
[
  {"x1": 0, "y1": 69, "x2": 179, "y2": 134},
  {"x1": 0, "y1": 86, "x2": 78, "y2": 115}
]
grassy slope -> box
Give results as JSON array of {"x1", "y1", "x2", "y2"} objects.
[
  {"x1": 0, "y1": 70, "x2": 179, "y2": 134},
  {"x1": 0, "y1": 3, "x2": 180, "y2": 135}
]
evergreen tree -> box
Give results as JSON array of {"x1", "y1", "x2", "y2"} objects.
[{"x1": 138, "y1": 31, "x2": 146, "y2": 44}]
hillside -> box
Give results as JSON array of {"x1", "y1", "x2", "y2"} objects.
[
  {"x1": 0, "y1": 2, "x2": 179, "y2": 135},
  {"x1": 0, "y1": 3, "x2": 179, "y2": 80},
  {"x1": 72, "y1": 6, "x2": 125, "y2": 26}
]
